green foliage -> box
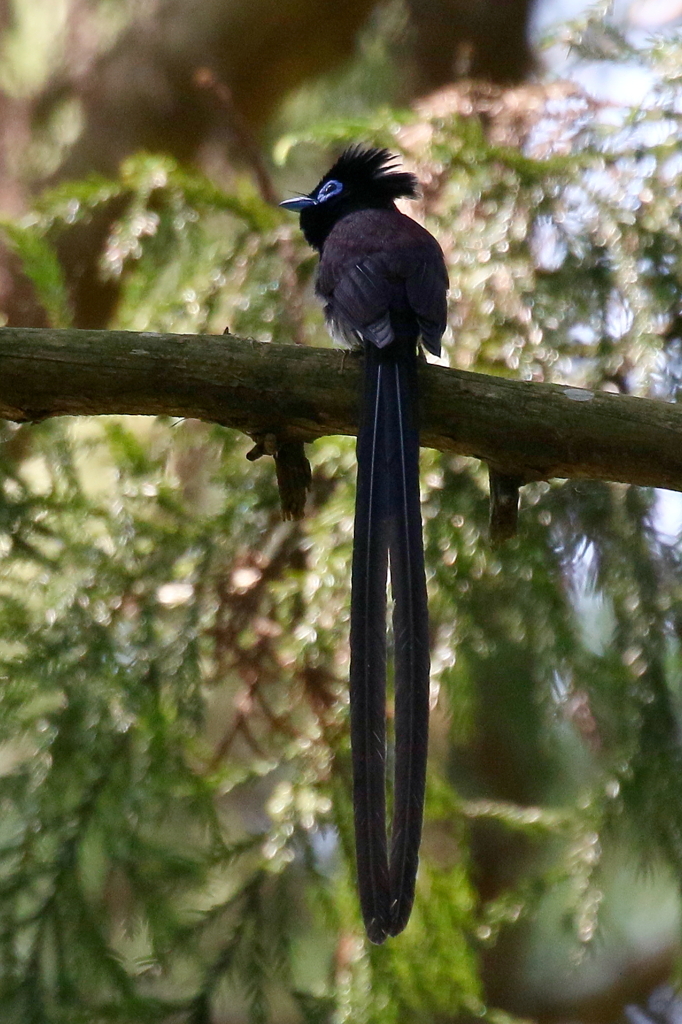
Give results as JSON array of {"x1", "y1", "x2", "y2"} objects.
[
  {"x1": 4, "y1": 9, "x2": 682, "y2": 1023},
  {"x1": 0, "y1": 222, "x2": 72, "y2": 327}
]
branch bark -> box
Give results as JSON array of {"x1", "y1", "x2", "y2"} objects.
[{"x1": 1, "y1": 326, "x2": 681, "y2": 492}]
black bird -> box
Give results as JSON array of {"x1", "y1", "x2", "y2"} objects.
[{"x1": 281, "y1": 146, "x2": 448, "y2": 942}]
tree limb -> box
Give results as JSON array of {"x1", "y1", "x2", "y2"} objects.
[{"x1": 1, "y1": 326, "x2": 681, "y2": 493}]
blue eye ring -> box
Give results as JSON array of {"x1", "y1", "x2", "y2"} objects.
[{"x1": 316, "y1": 179, "x2": 344, "y2": 203}]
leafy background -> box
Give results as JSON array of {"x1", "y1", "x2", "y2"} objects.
[{"x1": 2, "y1": 1, "x2": 682, "y2": 1021}]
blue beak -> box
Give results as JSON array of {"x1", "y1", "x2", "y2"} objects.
[{"x1": 279, "y1": 195, "x2": 317, "y2": 211}]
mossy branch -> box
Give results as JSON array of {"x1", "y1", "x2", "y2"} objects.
[{"x1": 1, "y1": 326, "x2": 681, "y2": 493}]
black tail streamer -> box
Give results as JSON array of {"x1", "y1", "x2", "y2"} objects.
[{"x1": 350, "y1": 341, "x2": 430, "y2": 944}]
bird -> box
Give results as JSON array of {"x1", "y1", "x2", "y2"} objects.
[{"x1": 280, "y1": 146, "x2": 448, "y2": 943}]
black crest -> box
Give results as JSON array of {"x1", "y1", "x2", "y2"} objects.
[
  {"x1": 285, "y1": 145, "x2": 422, "y2": 251},
  {"x1": 321, "y1": 145, "x2": 420, "y2": 202}
]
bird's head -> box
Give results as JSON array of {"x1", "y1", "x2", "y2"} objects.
[{"x1": 280, "y1": 145, "x2": 420, "y2": 251}]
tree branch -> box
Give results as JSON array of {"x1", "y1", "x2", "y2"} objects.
[{"x1": 1, "y1": 326, "x2": 681, "y2": 492}]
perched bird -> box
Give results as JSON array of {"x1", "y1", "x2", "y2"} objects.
[{"x1": 281, "y1": 146, "x2": 448, "y2": 942}]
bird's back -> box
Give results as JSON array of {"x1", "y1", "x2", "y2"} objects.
[{"x1": 316, "y1": 208, "x2": 448, "y2": 355}]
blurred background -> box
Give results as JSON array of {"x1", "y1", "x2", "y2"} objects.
[{"x1": 3, "y1": 0, "x2": 682, "y2": 1021}]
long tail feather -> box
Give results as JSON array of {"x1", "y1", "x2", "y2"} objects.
[
  {"x1": 350, "y1": 342, "x2": 391, "y2": 944},
  {"x1": 350, "y1": 340, "x2": 430, "y2": 943},
  {"x1": 385, "y1": 345, "x2": 430, "y2": 937}
]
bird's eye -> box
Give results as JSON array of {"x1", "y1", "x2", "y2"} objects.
[{"x1": 317, "y1": 179, "x2": 344, "y2": 203}]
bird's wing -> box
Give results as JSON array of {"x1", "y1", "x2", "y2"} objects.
[
  {"x1": 321, "y1": 257, "x2": 396, "y2": 348},
  {"x1": 404, "y1": 249, "x2": 449, "y2": 356}
]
